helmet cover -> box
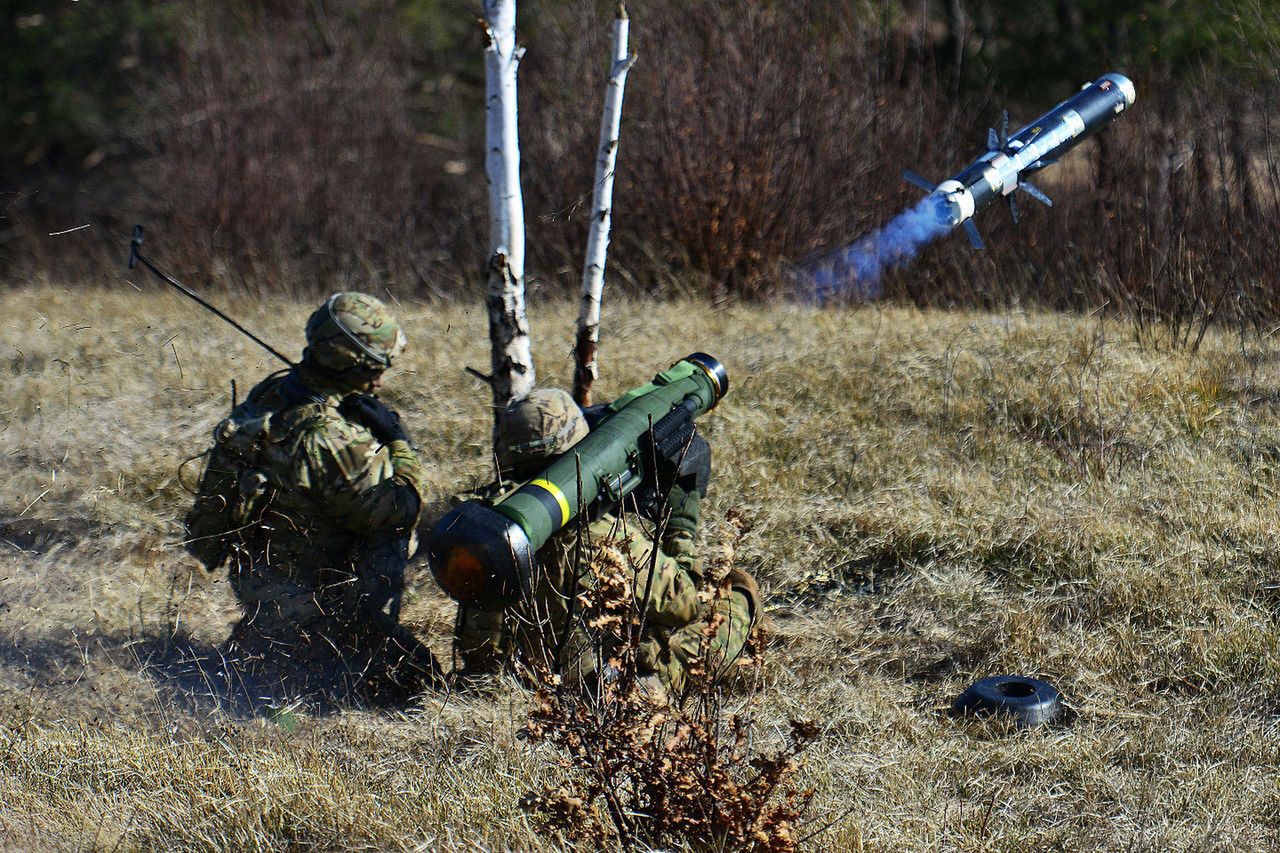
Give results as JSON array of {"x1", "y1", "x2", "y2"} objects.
[
  {"x1": 304, "y1": 292, "x2": 407, "y2": 375},
  {"x1": 496, "y1": 388, "x2": 589, "y2": 473}
]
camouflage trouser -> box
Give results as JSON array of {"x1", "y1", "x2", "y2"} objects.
[
  {"x1": 229, "y1": 535, "x2": 440, "y2": 690},
  {"x1": 230, "y1": 536, "x2": 404, "y2": 641},
  {"x1": 454, "y1": 606, "x2": 507, "y2": 674},
  {"x1": 455, "y1": 589, "x2": 753, "y2": 694},
  {"x1": 230, "y1": 562, "x2": 347, "y2": 653},
  {"x1": 646, "y1": 589, "x2": 754, "y2": 694}
]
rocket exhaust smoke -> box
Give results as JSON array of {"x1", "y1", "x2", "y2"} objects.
[{"x1": 805, "y1": 195, "x2": 952, "y2": 302}]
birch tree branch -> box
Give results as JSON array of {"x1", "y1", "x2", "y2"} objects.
[
  {"x1": 573, "y1": 2, "x2": 636, "y2": 407},
  {"x1": 482, "y1": 0, "x2": 536, "y2": 414}
]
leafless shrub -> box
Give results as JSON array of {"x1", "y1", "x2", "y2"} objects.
[
  {"x1": 518, "y1": 511, "x2": 816, "y2": 852},
  {"x1": 128, "y1": 0, "x2": 463, "y2": 293}
]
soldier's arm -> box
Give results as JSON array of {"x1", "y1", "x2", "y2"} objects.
[
  {"x1": 625, "y1": 530, "x2": 703, "y2": 629},
  {"x1": 643, "y1": 480, "x2": 708, "y2": 626},
  {"x1": 298, "y1": 423, "x2": 425, "y2": 533}
]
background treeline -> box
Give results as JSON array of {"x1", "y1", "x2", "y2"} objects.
[{"x1": 4, "y1": 0, "x2": 1279, "y2": 330}]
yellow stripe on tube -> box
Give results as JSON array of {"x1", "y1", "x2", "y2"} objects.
[{"x1": 528, "y1": 478, "x2": 571, "y2": 527}]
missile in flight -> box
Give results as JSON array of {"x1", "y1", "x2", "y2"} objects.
[{"x1": 904, "y1": 72, "x2": 1137, "y2": 249}]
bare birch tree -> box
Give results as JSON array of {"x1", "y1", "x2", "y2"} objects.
[
  {"x1": 572, "y1": 3, "x2": 635, "y2": 407},
  {"x1": 483, "y1": 0, "x2": 535, "y2": 415}
]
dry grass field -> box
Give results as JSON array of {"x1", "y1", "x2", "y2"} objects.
[{"x1": 2, "y1": 285, "x2": 1279, "y2": 851}]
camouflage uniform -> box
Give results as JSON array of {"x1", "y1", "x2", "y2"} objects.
[
  {"x1": 454, "y1": 389, "x2": 757, "y2": 694},
  {"x1": 208, "y1": 293, "x2": 439, "y2": 691}
]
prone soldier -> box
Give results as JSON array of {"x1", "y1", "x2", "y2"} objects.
[{"x1": 453, "y1": 388, "x2": 760, "y2": 696}]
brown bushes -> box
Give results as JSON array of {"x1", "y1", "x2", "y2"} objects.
[
  {"x1": 127, "y1": 0, "x2": 473, "y2": 293},
  {"x1": 517, "y1": 508, "x2": 816, "y2": 851},
  {"x1": 8, "y1": 0, "x2": 1280, "y2": 334}
]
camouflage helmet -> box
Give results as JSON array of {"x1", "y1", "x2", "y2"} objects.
[
  {"x1": 497, "y1": 388, "x2": 589, "y2": 474},
  {"x1": 303, "y1": 292, "x2": 407, "y2": 375}
]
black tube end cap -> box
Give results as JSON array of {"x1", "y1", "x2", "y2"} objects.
[
  {"x1": 428, "y1": 502, "x2": 532, "y2": 610},
  {"x1": 952, "y1": 675, "x2": 1065, "y2": 729}
]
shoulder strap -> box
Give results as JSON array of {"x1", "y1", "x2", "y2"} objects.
[
  {"x1": 277, "y1": 401, "x2": 334, "y2": 457},
  {"x1": 278, "y1": 371, "x2": 326, "y2": 407},
  {"x1": 258, "y1": 370, "x2": 330, "y2": 453}
]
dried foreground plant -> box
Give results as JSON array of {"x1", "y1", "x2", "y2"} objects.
[{"x1": 519, "y1": 513, "x2": 818, "y2": 851}]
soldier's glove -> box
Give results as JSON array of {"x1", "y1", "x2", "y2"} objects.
[
  {"x1": 341, "y1": 394, "x2": 411, "y2": 445},
  {"x1": 663, "y1": 480, "x2": 701, "y2": 539}
]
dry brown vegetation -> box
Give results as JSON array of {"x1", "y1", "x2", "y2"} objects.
[
  {"x1": 3, "y1": 285, "x2": 1280, "y2": 850},
  {"x1": 12, "y1": 0, "x2": 1280, "y2": 333}
]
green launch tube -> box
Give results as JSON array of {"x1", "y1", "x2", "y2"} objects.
[{"x1": 429, "y1": 352, "x2": 728, "y2": 609}]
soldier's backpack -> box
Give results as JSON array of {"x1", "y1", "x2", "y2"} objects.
[{"x1": 182, "y1": 374, "x2": 325, "y2": 571}]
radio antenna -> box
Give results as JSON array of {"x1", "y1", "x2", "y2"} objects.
[{"x1": 127, "y1": 225, "x2": 294, "y2": 367}]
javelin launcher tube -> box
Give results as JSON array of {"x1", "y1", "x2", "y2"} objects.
[{"x1": 429, "y1": 352, "x2": 728, "y2": 609}]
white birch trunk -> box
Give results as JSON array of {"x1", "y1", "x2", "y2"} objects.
[
  {"x1": 483, "y1": 0, "x2": 535, "y2": 413},
  {"x1": 572, "y1": 3, "x2": 635, "y2": 407}
]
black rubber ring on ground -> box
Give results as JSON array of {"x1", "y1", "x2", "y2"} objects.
[{"x1": 952, "y1": 674, "x2": 1064, "y2": 729}]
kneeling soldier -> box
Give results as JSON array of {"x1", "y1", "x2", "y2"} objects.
[{"x1": 184, "y1": 292, "x2": 441, "y2": 696}]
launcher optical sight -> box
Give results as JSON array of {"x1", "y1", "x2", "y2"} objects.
[{"x1": 429, "y1": 352, "x2": 728, "y2": 609}]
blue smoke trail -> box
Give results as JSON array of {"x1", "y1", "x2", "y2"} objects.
[{"x1": 804, "y1": 195, "x2": 953, "y2": 302}]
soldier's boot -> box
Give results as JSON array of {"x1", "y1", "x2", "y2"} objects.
[
  {"x1": 226, "y1": 617, "x2": 271, "y2": 663},
  {"x1": 452, "y1": 605, "x2": 508, "y2": 687},
  {"x1": 719, "y1": 567, "x2": 765, "y2": 681},
  {"x1": 724, "y1": 567, "x2": 761, "y2": 627},
  {"x1": 716, "y1": 588, "x2": 757, "y2": 676},
  {"x1": 365, "y1": 623, "x2": 446, "y2": 697}
]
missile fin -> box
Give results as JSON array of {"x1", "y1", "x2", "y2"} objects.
[
  {"x1": 1020, "y1": 181, "x2": 1054, "y2": 207},
  {"x1": 963, "y1": 220, "x2": 985, "y2": 250},
  {"x1": 999, "y1": 110, "x2": 1010, "y2": 147},
  {"x1": 902, "y1": 169, "x2": 938, "y2": 192},
  {"x1": 987, "y1": 128, "x2": 1000, "y2": 151},
  {"x1": 1009, "y1": 195, "x2": 1020, "y2": 224}
]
